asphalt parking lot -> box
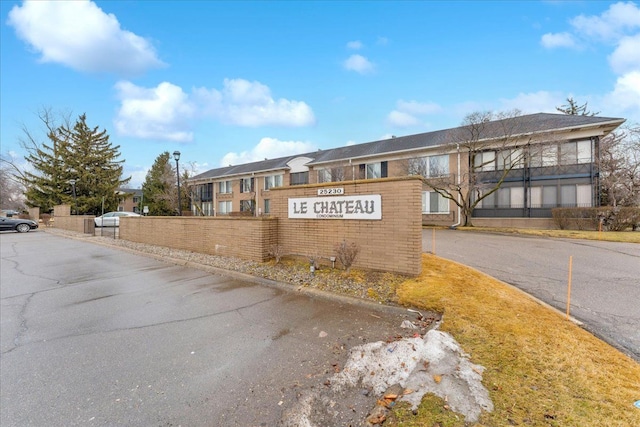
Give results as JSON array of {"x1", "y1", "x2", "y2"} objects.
[
  {"x1": 1, "y1": 231, "x2": 419, "y2": 426},
  {"x1": 425, "y1": 228, "x2": 640, "y2": 360}
]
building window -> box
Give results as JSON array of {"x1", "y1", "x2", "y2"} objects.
[
  {"x1": 474, "y1": 151, "x2": 496, "y2": 171},
  {"x1": 576, "y1": 184, "x2": 592, "y2": 207},
  {"x1": 510, "y1": 187, "x2": 524, "y2": 208},
  {"x1": 240, "y1": 199, "x2": 255, "y2": 213},
  {"x1": 577, "y1": 140, "x2": 592, "y2": 164},
  {"x1": 264, "y1": 174, "x2": 283, "y2": 190},
  {"x1": 197, "y1": 183, "x2": 213, "y2": 201},
  {"x1": 201, "y1": 202, "x2": 213, "y2": 216},
  {"x1": 542, "y1": 186, "x2": 557, "y2": 207},
  {"x1": 218, "y1": 180, "x2": 232, "y2": 194},
  {"x1": 361, "y1": 161, "x2": 388, "y2": 179},
  {"x1": 240, "y1": 177, "x2": 254, "y2": 193},
  {"x1": 529, "y1": 144, "x2": 560, "y2": 168},
  {"x1": 290, "y1": 171, "x2": 309, "y2": 185},
  {"x1": 422, "y1": 191, "x2": 449, "y2": 214},
  {"x1": 560, "y1": 140, "x2": 592, "y2": 165},
  {"x1": 409, "y1": 155, "x2": 448, "y2": 177},
  {"x1": 218, "y1": 201, "x2": 232, "y2": 215},
  {"x1": 264, "y1": 199, "x2": 270, "y2": 214},
  {"x1": 560, "y1": 185, "x2": 577, "y2": 207},
  {"x1": 542, "y1": 145, "x2": 558, "y2": 167},
  {"x1": 318, "y1": 169, "x2": 331, "y2": 183}
]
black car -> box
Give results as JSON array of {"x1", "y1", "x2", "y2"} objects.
[{"x1": 0, "y1": 217, "x2": 39, "y2": 233}]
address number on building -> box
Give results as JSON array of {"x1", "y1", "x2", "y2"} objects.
[{"x1": 317, "y1": 187, "x2": 344, "y2": 196}]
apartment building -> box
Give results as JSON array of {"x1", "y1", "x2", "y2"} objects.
[
  {"x1": 188, "y1": 113, "x2": 625, "y2": 226},
  {"x1": 116, "y1": 188, "x2": 143, "y2": 213}
]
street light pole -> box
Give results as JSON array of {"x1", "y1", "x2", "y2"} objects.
[
  {"x1": 69, "y1": 179, "x2": 78, "y2": 215},
  {"x1": 173, "y1": 151, "x2": 182, "y2": 216}
]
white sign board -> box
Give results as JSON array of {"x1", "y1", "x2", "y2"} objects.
[{"x1": 288, "y1": 195, "x2": 382, "y2": 220}]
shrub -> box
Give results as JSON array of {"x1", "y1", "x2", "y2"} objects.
[
  {"x1": 552, "y1": 207, "x2": 640, "y2": 231},
  {"x1": 268, "y1": 244, "x2": 285, "y2": 264},
  {"x1": 334, "y1": 240, "x2": 360, "y2": 272}
]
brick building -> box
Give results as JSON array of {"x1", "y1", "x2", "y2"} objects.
[{"x1": 188, "y1": 113, "x2": 624, "y2": 227}]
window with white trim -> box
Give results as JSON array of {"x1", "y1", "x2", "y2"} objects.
[
  {"x1": 366, "y1": 162, "x2": 381, "y2": 179},
  {"x1": 422, "y1": 191, "x2": 449, "y2": 214},
  {"x1": 218, "y1": 180, "x2": 232, "y2": 194},
  {"x1": 201, "y1": 202, "x2": 213, "y2": 216},
  {"x1": 218, "y1": 201, "x2": 232, "y2": 214},
  {"x1": 264, "y1": 199, "x2": 271, "y2": 214},
  {"x1": 409, "y1": 155, "x2": 449, "y2": 177},
  {"x1": 240, "y1": 177, "x2": 254, "y2": 193},
  {"x1": 240, "y1": 200, "x2": 255, "y2": 213},
  {"x1": 264, "y1": 174, "x2": 283, "y2": 190}
]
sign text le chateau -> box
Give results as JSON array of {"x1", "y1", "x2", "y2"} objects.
[{"x1": 288, "y1": 194, "x2": 382, "y2": 220}]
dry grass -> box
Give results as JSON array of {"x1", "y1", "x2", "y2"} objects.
[
  {"x1": 391, "y1": 254, "x2": 640, "y2": 427},
  {"x1": 457, "y1": 226, "x2": 640, "y2": 243}
]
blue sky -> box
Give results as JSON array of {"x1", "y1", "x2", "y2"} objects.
[{"x1": 2, "y1": 1, "x2": 639, "y2": 187}]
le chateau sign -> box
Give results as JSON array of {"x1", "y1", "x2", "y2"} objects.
[{"x1": 288, "y1": 194, "x2": 382, "y2": 220}]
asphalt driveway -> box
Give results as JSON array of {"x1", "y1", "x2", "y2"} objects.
[
  {"x1": 424, "y1": 228, "x2": 640, "y2": 360},
  {"x1": 1, "y1": 231, "x2": 417, "y2": 426}
]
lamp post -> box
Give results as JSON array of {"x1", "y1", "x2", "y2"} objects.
[
  {"x1": 69, "y1": 179, "x2": 78, "y2": 215},
  {"x1": 173, "y1": 151, "x2": 182, "y2": 216}
]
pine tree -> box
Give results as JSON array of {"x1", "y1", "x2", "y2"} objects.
[
  {"x1": 22, "y1": 114, "x2": 129, "y2": 214},
  {"x1": 142, "y1": 152, "x2": 177, "y2": 215},
  {"x1": 556, "y1": 97, "x2": 599, "y2": 116}
]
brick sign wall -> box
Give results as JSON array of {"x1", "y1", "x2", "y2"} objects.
[{"x1": 270, "y1": 177, "x2": 423, "y2": 275}]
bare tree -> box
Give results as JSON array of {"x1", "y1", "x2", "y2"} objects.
[
  {"x1": 0, "y1": 158, "x2": 26, "y2": 211},
  {"x1": 413, "y1": 110, "x2": 543, "y2": 226},
  {"x1": 600, "y1": 124, "x2": 640, "y2": 208}
]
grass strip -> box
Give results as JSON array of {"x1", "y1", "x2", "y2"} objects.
[{"x1": 391, "y1": 254, "x2": 640, "y2": 426}]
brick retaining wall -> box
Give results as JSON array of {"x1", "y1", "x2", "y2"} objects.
[{"x1": 119, "y1": 216, "x2": 278, "y2": 262}]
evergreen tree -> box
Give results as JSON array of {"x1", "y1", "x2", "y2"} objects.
[
  {"x1": 22, "y1": 114, "x2": 129, "y2": 214},
  {"x1": 556, "y1": 97, "x2": 599, "y2": 116},
  {"x1": 142, "y1": 152, "x2": 177, "y2": 215}
]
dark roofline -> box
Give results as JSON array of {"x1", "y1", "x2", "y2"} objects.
[{"x1": 189, "y1": 112, "x2": 625, "y2": 181}]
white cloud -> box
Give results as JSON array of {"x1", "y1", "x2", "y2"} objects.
[
  {"x1": 604, "y1": 71, "x2": 640, "y2": 113},
  {"x1": 386, "y1": 100, "x2": 442, "y2": 128},
  {"x1": 346, "y1": 40, "x2": 363, "y2": 50},
  {"x1": 114, "y1": 81, "x2": 196, "y2": 142},
  {"x1": 126, "y1": 166, "x2": 150, "y2": 189},
  {"x1": 609, "y1": 33, "x2": 640, "y2": 74},
  {"x1": 194, "y1": 78, "x2": 316, "y2": 127},
  {"x1": 345, "y1": 140, "x2": 357, "y2": 146},
  {"x1": 377, "y1": 36, "x2": 389, "y2": 46},
  {"x1": 344, "y1": 54, "x2": 374, "y2": 74},
  {"x1": 387, "y1": 111, "x2": 421, "y2": 127},
  {"x1": 115, "y1": 78, "x2": 315, "y2": 141},
  {"x1": 7, "y1": 0, "x2": 164, "y2": 75},
  {"x1": 540, "y1": 32, "x2": 577, "y2": 48},
  {"x1": 221, "y1": 137, "x2": 316, "y2": 166},
  {"x1": 498, "y1": 91, "x2": 564, "y2": 114},
  {"x1": 570, "y1": 1, "x2": 640, "y2": 41},
  {"x1": 537, "y1": 2, "x2": 640, "y2": 122},
  {"x1": 396, "y1": 100, "x2": 442, "y2": 115}
]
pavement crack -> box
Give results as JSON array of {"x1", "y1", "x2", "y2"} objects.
[{"x1": 2, "y1": 295, "x2": 277, "y2": 352}]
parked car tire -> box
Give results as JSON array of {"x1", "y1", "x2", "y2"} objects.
[{"x1": 16, "y1": 223, "x2": 32, "y2": 233}]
